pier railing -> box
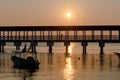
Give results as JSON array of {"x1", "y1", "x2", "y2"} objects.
[{"x1": 0, "y1": 35, "x2": 119, "y2": 41}]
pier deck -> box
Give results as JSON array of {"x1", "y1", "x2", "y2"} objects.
[{"x1": 0, "y1": 26, "x2": 120, "y2": 54}]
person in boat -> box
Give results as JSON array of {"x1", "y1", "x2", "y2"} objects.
[
  {"x1": 11, "y1": 44, "x2": 26, "y2": 56},
  {"x1": 27, "y1": 45, "x2": 32, "y2": 52}
]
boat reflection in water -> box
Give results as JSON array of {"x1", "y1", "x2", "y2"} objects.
[{"x1": 12, "y1": 67, "x2": 37, "y2": 80}]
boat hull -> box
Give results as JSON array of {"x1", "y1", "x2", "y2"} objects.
[{"x1": 11, "y1": 56, "x2": 40, "y2": 69}]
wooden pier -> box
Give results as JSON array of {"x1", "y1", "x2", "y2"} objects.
[{"x1": 0, "y1": 26, "x2": 120, "y2": 54}]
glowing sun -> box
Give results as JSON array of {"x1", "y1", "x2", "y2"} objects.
[{"x1": 66, "y1": 12, "x2": 72, "y2": 18}]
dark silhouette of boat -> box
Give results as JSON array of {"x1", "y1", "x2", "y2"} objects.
[
  {"x1": 113, "y1": 52, "x2": 120, "y2": 58},
  {"x1": 11, "y1": 44, "x2": 40, "y2": 69}
]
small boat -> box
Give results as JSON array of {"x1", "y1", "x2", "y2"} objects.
[
  {"x1": 11, "y1": 55, "x2": 40, "y2": 69},
  {"x1": 113, "y1": 52, "x2": 120, "y2": 58},
  {"x1": 11, "y1": 44, "x2": 40, "y2": 69}
]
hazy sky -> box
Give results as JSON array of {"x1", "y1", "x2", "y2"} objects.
[{"x1": 0, "y1": 0, "x2": 120, "y2": 25}]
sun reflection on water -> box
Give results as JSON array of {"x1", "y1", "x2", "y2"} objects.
[
  {"x1": 67, "y1": 44, "x2": 74, "y2": 57},
  {"x1": 63, "y1": 57, "x2": 74, "y2": 80},
  {"x1": 68, "y1": 46, "x2": 72, "y2": 54}
]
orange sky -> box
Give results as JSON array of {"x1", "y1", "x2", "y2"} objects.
[{"x1": 0, "y1": 0, "x2": 120, "y2": 26}]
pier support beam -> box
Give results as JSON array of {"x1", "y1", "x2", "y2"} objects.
[
  {"x1": 0, "y1": 44, "x2": 1, "y2": 52},
  {"x1": 0, "y1": 41, "x2": 6, "y2": 52},
  {"x1": 81, "y1": 42, "x2": 88, "y2": 54},
  {"x1": 14, "y1": 42, "x2": 21, "y2": 50},
  {"x1": 0, "y1": 31, "x2": 1, "y2": 52},
  {"x1": 16, "y1": 45, "x2": 20, "y2": 50},
  {"x1": 64, "y1": 41, "x2": 70, "y2": 54},
  {"x1": 99, "y1": 41, "x2": 105, "y2": 55},
  {"x1": 49, "y1": 46, "x2": 52, "y2": 53},
  {"x1": 47, "y1": 42, "x2": 54, "y2": 53},
  {"x1": 31, "y1": 41, "x2": 37, "y2": 53},
  {"x1": 1, "y1": 45, "x2": 4, "y2": 52}
]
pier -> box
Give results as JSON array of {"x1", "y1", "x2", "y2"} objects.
[{"x1": 0, "y1": 26, "x2": 120, "y2": 54}]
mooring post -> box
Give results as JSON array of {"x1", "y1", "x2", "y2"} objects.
[
  {"x1": 99, "y1": 41, "x2": 105, "y2": 55},
  {"x1": 81, "y1": 42, "x2": 88, "y2": 54},
  {"x1": 47, "y1": 42, "x2": 54, "y2": 53}
]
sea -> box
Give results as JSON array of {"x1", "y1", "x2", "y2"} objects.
[{"x1": 0, "y1": 42, "x2": 120, "y2": 80}]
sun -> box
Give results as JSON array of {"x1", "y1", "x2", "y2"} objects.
[{"x1": 66, "y1": 12, "x2": 72, "y2": 18}]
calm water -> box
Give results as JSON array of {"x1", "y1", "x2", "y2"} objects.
[{"x1": 0, "y1": 43, "x2": 120, "y2": 80}]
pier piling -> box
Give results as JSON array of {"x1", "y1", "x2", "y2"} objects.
[
  {"x1": 0, "y1": 45, "x2": 1, "y2": 52},
  {"x1": 0, "y1": 42, "x2": 5, "y2": 52},
  {"x1": 81, "y1": 42, "x2": 88, "y2": 54},
  {"x1": 14, "y1": 42, "x2": 21, "y2": 50},
  {"x1": 64, "y1": 42, "x2": 70, "y2": 53},
  {"x1": 2, "y1": 45, "x2": 4, "y2": 52},
  {"x1": 99, "y1": 41, "x2": 105, "y2": 55},
  {"x1": 31, "y1": 41, "x2": 37, "y2": 53},
  {"x1": 47, "y1": 42, "x2": 54, "y2": 53}
]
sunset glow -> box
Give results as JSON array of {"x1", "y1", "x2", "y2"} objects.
[{"x1": 0, "y1": 0, "x2": 120, "y2": 25}]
